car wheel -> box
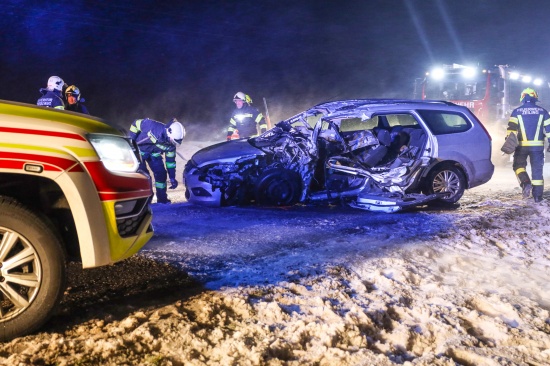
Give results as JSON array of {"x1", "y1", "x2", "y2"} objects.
[
  {"x1": 254, "y1": 168, "x2": 302, "y2": 206},
  {"x1": 0, "y1": 197, "x2": 66, "y2": 341},
  {"x1": 423, "y1": 165, "x2": 466, "y2": 204}
]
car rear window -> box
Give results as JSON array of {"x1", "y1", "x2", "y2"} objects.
[{"x1": 416, "y1": 110, "x2": 472, "y2": 135}]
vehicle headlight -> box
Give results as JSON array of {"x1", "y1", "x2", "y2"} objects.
[{"x1": 88, "y1": 134, "x2": 139, "y2": 173}]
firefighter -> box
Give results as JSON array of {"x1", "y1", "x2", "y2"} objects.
[
  {"x1": 128, "y1": 117, "x2": 186, "y2": 204},
  {"x1": 226, "y1": 92, "x2": 267, "y2": 141},
  {"x1": 506, "y1": 88, "x2": 550, "y2": 202},
  {"x1": 64, "y1": 85, "x2": 90, "y2": 114},
  {"x1": 37, "y1": 76, "x2": 66, "y2": 109}
]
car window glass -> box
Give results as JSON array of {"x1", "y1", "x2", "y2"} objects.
[
  {"x1": 417, "y1": 110, "x2": 472, "y2": 135},
  {"x1": 306, "y1": 113, "x2": 322, "y2": 128},
  {"x1": 385, "y1": 114, "x2": 419, "y2": 127},
  {"x1": 339, "y1": 116, "x2": 379, "y2": 132}
]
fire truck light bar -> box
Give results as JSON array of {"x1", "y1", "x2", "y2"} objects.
[{"x1": 427, "y1": 64, "x2": 545, "y2": 87}]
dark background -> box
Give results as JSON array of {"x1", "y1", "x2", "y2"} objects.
[{"x1": 2, "y1": 0, "x2": 549, "y2": 140}]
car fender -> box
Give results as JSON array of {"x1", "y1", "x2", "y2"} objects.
[{"x1": 421, "y1": 156, "x2": 470, "y2": 188}]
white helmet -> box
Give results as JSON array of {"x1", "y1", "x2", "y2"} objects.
[
  {"x1": 47, "y1": 76, "x2": 65, "y2": 91},
  {"x1": 233, "y1": 92, "x2": 252, "y2": 104},
  {"x1": 166, "y1": 118, "x2": 185, "y2": 146}
]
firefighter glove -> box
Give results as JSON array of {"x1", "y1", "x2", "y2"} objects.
[
  {"x1": 169, "y1": 178, "x2": 178, "y2": 189},
  {"x1": 227, "y1": 136, "x2": 232, "y2": 141}
]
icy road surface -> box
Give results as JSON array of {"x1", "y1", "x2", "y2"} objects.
[
  {"x1": 145, "y1": 200, "x2": 458, "y2": 290},
  {"x1": 1, "y1": 144, "x2": 550, "y2": 365}
]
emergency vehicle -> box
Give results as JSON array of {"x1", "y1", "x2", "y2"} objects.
[
  {"x1": 415, "y1": 64, "x2": 550, "y2": 125},
  {"x1": 0, "y1": 100, "x2": 154, "y2": 340}
]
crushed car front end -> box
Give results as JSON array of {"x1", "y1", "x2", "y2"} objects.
[{"x1": 184, "y1": 139, "x2": 267, "y2": 206}]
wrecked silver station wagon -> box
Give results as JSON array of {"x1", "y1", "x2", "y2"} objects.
[{"x1": 184, "y1": 99, "x2": 494, "y2": 213}]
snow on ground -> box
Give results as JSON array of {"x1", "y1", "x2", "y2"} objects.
[{"x1": 1, "y1": 142, "x2": 550, "y2": 365}]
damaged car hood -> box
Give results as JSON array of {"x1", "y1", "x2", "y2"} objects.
[{"x1": 191, "y1": 139, "x2": 265, "y2": 166}]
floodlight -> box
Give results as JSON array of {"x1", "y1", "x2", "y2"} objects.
[
  {"x1": 431, "y1": 67, "x2": 445, "y2": 80},
  {"x1": 461, "y1": 67, "x2": 476, "y2": 79}
]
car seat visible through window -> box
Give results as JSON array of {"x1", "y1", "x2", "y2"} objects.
[{"x1": 357, "y1": 129, "x2": 391, "y2": 167}]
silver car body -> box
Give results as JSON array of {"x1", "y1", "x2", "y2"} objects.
[{"x1": 184, "y1": 99, "x2": 494, "y2": 212}]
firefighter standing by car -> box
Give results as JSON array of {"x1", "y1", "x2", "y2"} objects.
[
  {"x1": 37, "y1": 76, "x2": 66, "y2": 109},
  {"x1": 128, "y1": 118, "x2": 186, "y2": 204},
  {"x1": 64, "y1": 85, "x2": 90, "y2": 114},
  {"x1": 506, "y1": 88, "x2": 550, "y2": 202},
  {"x1": 227, "y1": 92, "x2": 267, "y2": 141}
]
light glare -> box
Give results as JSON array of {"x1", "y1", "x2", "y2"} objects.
[
  {"x1": 88, "y1": 134, "x2": 139, "y2": 173},
  {"x1": 461, "y1": 67, "x2": 476, "y2": 79},
  {"x1": 431, "y1": 68, "x2": 445, "y2": 80}
]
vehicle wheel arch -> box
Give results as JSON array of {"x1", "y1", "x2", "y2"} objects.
[
  {"x1": 421, "y1": 160, "x2": 468, "y2": 204},
  {"x1": 422, "y1": 160, "x2": 469, "y2": 187},
  {"x1": 0, "y1": 174, "x2": 79, "y2": 262}
]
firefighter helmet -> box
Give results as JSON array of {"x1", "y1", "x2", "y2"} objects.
[
  {"x1": 233, "y1": 92, "x2": 252, "y2": 104},
  {"x1": 520, "y1": 88, "x2": 538, "y2": 102},
  {"x1": 47, "y1": 76, "x2": 65, "y2": 91},
  {"x1": 65, "y1": 85, "x2": 81, "y2": 102},
  {"x1": 166, "y1": 118, "x2": 185, "y2": 146}
]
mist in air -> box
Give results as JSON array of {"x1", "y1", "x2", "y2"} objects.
[{"x1": 2, "y1": 0, "x2": 549, "y2": 141}]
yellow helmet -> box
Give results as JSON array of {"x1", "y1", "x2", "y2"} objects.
[
  {"x1": 65, "y1": 85, "x2": 81, "y2": 102},
  {"x1": 520, "y1": 88, "x2": 538, "y2": 102}
]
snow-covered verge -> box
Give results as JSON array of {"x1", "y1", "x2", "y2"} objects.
[{"x1": 0, "y1": 143, "x2": 549, "y2": 366}]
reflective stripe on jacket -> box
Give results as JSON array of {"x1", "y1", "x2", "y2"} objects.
[{"x1": 507, "y1": 100, "x2": 550, "y2": 148}]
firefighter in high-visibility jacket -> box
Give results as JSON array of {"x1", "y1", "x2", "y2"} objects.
[
  {"x1": 128, "y1": 118, "x2": 186, "y2": 204},
  {"x1": 506, "y1": 88, "x2": 550, "y2": 202},
  {"x1": 227, "y1": 92, "x2": 267, "y2": 141}
]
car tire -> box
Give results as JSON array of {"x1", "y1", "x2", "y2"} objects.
[
  {"x1": 254, "y1": 168, "x2": 302, "y2": 206},
  {"x1": 423, "y1": 164, "x2": 466, "y2": 204},
  {"x1": 0, "y1": 196, "x2": 66, "y2": 341}
]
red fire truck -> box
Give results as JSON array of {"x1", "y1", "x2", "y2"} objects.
[{"x1": 415, "y1": 64, "x2": 550, "y2": 125}]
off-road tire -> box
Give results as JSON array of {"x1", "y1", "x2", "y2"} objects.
[{"x1": 0, "y1": 196, "x2": 66, "y2": 341}]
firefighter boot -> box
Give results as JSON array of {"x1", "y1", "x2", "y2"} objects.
[
  {"x1": 522, "y1": 183, "x2": 532, "y2": 199},
  {"x1": 533, "y1": 185, "x2": 544, "y2": 203},
  {"x1": 156, "y1": 188, "x2": 171, "y2": 204}
]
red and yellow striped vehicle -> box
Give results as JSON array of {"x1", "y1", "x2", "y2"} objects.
[{"x1": 0, "y1": 100, "x2": 154, "y2": 340}]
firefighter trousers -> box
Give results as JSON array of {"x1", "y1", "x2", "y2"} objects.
[
  {"x1": 140, "y1": 153, "x2": 169, "y2": 202},
  {"x1": 512, "y1": 147, "x2": 544, "y2": 199}
]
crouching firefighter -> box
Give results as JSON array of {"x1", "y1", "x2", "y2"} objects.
[
  {"x1": 506, "y1": 88, "x2": 550, "y2": 202},
  {"x1": 128, "y1": 118, "x2": 186, "y2": 204}
]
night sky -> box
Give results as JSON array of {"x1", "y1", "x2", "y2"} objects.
[{"x1": 2, "y1": 0, "x2": 550, "y2": 140}]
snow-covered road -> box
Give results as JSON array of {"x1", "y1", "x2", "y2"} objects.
[{"x1": 2, "y1": 144, "x2": 550, "y2": 365}]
